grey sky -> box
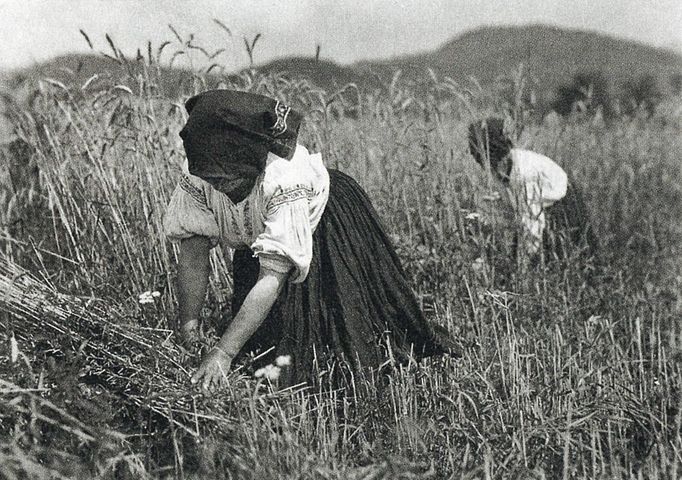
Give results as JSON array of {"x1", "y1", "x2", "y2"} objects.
[{"x1": 1, "y1": 0, "x2": 681, "y2": 71}]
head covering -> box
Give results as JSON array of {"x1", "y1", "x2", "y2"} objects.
[
  {"x1": 467, "y1": 117, "x2": 513, "y2": 177},
  {"x1": 179, "y1": 89, "x2": 303, "y2": 203}
]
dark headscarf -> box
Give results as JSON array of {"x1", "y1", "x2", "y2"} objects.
[
  {"x1": 467, "y1": 117, "x2": 513, "y2": 179},
  {"x1": 179, "y1": 90, "x2": 303, "y2": 203}
]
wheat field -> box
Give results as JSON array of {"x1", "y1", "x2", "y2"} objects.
[{"x1": 0, "y1": 41, "x2": 681, "y2": 479}]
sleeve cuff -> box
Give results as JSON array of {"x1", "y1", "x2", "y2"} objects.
[
  {"x1": 257, "y1": 253, "x2": 293, "y2": 274},
  {"x1": 166, "y1": 233, "x2": 220, "y2": 248}
]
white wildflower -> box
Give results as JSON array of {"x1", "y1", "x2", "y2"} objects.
[
  {"x1": 275, "y1": 355, "x2": 291, "y2": 367},
  {"x1": 264, "y1": 365, "x2": 281, "y2": 381},
  {"x1": 151, "y1": 291, "x2": 161, "y2": 298},
  {"x1": 471, "y1": 257, "x2": 486, "y2": 275},
  {"x1": 138, "y1": 290, "x2": 158, "y2": 305},
  {"x1": 465, "y1": 212, "x2": 480, "y2": 220},
  {"x1": 254, "y1": 364, "x2": 281, "y2": 381}
]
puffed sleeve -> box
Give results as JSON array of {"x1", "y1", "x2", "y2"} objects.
[
  {"x1": 164, "y1": 174, "x2": 220, "y2": 247},
  {"x1": 251, "y1": 184, "x2": 313, "y2": 283},
  {"x1": 520, "y1": 152, "x2": 568, "y2": 206}
]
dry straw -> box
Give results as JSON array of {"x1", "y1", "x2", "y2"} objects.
[{"x1": 0, "y1": 254, "x2": 291, "y2": 439}]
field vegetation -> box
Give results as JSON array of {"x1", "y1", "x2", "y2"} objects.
[{"x1": 0, "y1": 32, "x2": 681, "y2": 479}]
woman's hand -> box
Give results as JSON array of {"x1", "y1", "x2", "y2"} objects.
[
  {"x1": 191, "y1": 347, "x2": 233, "y2": 391},
  {"x1": 187, "y1": 263, "x2": 288, "y2": 392}
]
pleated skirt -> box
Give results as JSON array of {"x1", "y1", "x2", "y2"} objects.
[{"x1": 231, "y1": 169, "x2": 450, "y2": 385}]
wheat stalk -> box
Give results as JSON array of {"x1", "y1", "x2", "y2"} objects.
[{"x1": 0, "y1": 255, "x2": 251, "y2": 438}]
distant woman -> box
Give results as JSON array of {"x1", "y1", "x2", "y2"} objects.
[
  {"x1": 467, "y1": 117, "x2": 597, "y2": 262},
  {"x1": 164, "y1": 90, "x2": 451, "y2": 389}
]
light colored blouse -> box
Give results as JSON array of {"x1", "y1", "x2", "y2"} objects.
[
  {"x1": 506, "y1": 148, "x2": 568, "y2": 255},
  {"x1": 164, "y1": 144, "x2": 330, "y2": 283}
]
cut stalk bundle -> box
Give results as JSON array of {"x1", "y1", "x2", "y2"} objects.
[{"x1": 0, "y1": 255, "x2": 250, "y2": 437}]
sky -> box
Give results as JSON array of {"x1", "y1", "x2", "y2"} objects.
[{"x1": 1, "y1": 0, "x2": 681, "y2": 71}]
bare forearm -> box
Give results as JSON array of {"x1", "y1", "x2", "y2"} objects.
[
  {"x1": 217, "y1": 268, "x2": 287, "y2": 355},
  {"x1": 177, "y1": 236, "x2": 211, "y2": 325}
]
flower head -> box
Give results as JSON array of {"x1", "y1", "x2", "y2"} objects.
[
  {"x1": 275, "y1": 355, "x2": 291, "y2": 367},
  {"x1": 471, "y1": 257, "x2": 486, "y2": 274},
  {"x1": 254, "y1": 364, "x2": 281, "y2": 381},
  {"x1": 138, "y1": 290, "x2": 160, "y2": 305}
]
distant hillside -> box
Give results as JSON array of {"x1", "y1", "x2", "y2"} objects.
[
  {"x1": 419, "y1": 25, "x2": 682, "y2": 97},
  {"x1": 253, "y1": 57, "x2": 378, "y2": 91},
  {"x1": 3, "y1": 25, "x2": 682, "y2": 105},
  {"x1": 261, "y1": 25, "x2": 682, "y2": 99},
  {"x1": 1, "y1": 53, "x2": 196, "y2": 98}
]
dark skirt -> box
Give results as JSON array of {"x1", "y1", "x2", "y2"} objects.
[
  {"x1": 542, "y1": 181, "x2": 599, "y2": 261},
  {"x1": 231, "y1": 169, "x2": 450, "y2": 385}
]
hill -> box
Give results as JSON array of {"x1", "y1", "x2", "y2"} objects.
[
  {"x1": 1, "y1": 52, "x2": 195, "y2": 97},
  {"x1": 425, "y1": 25, "x2": 682, "y2": 97},
  {"x1": 261, "y1": 25, "x2": 682, "y2": 100},
  {"x1": 252, "y1": 57, "x2": 378, "y2": 91},
  {"x1": 2, "y1": 25, "x2": 682, "y2": 106}
]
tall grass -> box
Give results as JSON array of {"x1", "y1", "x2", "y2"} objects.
[{"x1": 0, "y1": 35, "x2": 681, "y2": 479}]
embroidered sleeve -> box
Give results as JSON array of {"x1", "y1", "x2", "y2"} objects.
[
  {"x1": 251, "y1": 185, "x2": 313, "y2": 283},
  {"x1": 179, "y1": 175, "x2": 208, "y2": 208},
  {"x1": 164, "y1": 175, "x2": 220, "y2": 246},
  {"x1": 267, "y1": 186, "x2": 313, "y2": 211}
]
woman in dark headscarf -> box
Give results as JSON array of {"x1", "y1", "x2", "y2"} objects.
[
  {"x1": 467, "y1": 117, "x2": 598, "y2": 262},
  {"x1": 164, "y1": 90, "x2": 452, "y2": 389}
]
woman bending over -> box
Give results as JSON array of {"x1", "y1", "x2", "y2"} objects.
[{"x1": 164, "y1": 90, "x2": 453, "y2": 389}]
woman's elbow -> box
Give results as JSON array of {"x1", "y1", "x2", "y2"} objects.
[
  {"x1": 549, "y1": 182, "x2": 568, "y2": 202},
  {"x1": 258, "y1": 266, "x2": 290, "y2": 295}
]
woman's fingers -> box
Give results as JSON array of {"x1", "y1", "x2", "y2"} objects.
[
  {"x1": 203, "y1": 364, "x2": 221, "y2": 391},
  {"x1": 216, "y1": 368, "x2": 228, "y2": 389},
  {"x1": 202, "y1": 366, "x2": 216, "y2": 391},
  {"x1": 191, "y1": 352, "x2": 231, "y2": 391},
  {"x1": 191, "y1": 363, "x2": 206, "y2": 385}
]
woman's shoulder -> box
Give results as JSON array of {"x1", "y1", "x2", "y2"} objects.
[
  {"x1": 178, "y1": 159, "x2": 212, "y2": 189},
  {"x1": 511, "y1": 148, "x2": 556, "y2": 165},
  {"x1": 511, "y1": 148, "x2": 566, "y2": 178},
  {"x1": 170, "y1": 159, "x2": 212, "y2": 204},
  {"x1": 261, "y1": 144, "x2": 328, "y2": 198}
]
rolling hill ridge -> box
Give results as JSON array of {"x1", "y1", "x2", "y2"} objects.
[{"x1": 3, "y1": 25, "x2": 682, "y2": 103}]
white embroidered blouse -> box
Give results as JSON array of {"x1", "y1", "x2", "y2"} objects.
[
  {"x1": 506, "y1": 148, "x2": 568, "y2": 255},
  {"x1": 164, "y1": 144, "x2": 330, "y2": 283}
]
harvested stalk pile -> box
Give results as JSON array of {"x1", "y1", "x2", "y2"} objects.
[{"x1": 0, "y1": 255, "x2": 286, "y2": 439}]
